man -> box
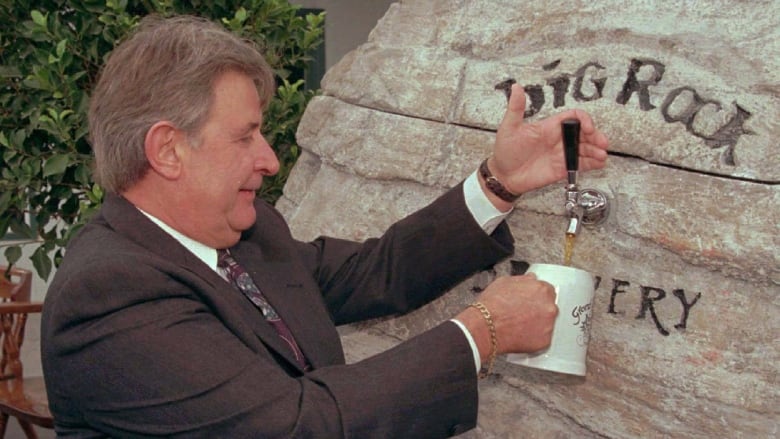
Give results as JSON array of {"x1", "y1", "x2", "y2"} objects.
[{"x1": 41, "y1": 14, "x2": 609, "y2": 438}]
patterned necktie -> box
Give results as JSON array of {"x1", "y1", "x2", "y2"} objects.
[{"x1": 217, "y1": 249, "x2": 309, "y2": 370}]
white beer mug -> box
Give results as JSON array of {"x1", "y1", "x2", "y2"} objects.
[{"x1": 506, "y1": 263, "x2": 595, "y2": 376}]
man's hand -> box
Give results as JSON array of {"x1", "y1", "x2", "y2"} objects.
[
  {"x1": 456, "y1": 274, "x2": 558, "y2": 363},
  {"x1": 488, "y1": 83, "x2": 610, "y2": 199}
]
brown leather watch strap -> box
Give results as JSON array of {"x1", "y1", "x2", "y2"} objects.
[{"x1": 479, "y1": 159, "x2": 521, "y2": 202}]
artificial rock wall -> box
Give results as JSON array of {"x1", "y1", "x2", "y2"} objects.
[{"x1": 276, "y1": 1, "x2": 779, "y2": 437}]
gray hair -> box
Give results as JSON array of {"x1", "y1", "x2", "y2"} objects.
[{"x1": 88, "y1": 14, "x2": 275, "y2": 194}]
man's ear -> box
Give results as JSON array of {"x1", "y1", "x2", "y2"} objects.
[{"x1": 144, "y1": 121, "x2": 185, "y2": 180}]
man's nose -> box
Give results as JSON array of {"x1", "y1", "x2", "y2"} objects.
[{"x1": 255, "y1": 134, "x2": 280, "y2": 176}]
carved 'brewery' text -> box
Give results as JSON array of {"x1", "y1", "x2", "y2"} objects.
[
  {"x1": 490, "y1": 262, "x2": 705, "y2": 337},
  {"x1": 600, "y1": 276, "x2": 703, "y2": 337}
]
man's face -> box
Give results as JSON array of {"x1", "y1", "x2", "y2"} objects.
[{"x1": 178, "y1": 70, "x2": 279, "y2": 248}]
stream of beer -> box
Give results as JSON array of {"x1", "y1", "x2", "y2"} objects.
[{"x1": 563, "y1": 232, "x2": 576, "y2": 266}]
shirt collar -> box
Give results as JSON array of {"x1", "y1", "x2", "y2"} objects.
[{"x1": 136, "y1": 208, "x2": 219, "y2": 273}]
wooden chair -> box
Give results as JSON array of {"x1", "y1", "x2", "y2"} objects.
[{"x1": 0, "y1": 267, "x2": 52, "y2": 438}]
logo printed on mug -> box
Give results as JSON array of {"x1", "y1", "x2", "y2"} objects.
[{"x1": 571, "y1": 303, "x2": 592, "y2": 347}]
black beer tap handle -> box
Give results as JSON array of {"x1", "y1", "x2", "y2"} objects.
[{"x1": 562, "y1": 118, "x2": 580, "y2": 172}]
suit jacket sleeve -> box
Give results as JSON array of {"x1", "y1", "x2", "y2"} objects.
[{"x1": 285, "y1": 181, "x2": 514, "y2": 325}]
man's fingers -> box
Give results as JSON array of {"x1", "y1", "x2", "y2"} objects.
[{"x1": 500, "y1": 83, "x2": 527, "y2": 128}]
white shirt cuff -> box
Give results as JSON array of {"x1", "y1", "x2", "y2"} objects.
[
  {"x1": 450, "y1": 319, "x2": 481, "y2": 374},
  {"x1": 463, "y1": 170, "x2": 512, "y2": 235}
]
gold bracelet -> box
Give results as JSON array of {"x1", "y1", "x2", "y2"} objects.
[{"x1": 470, "y1": 301, "x2": 498, "y2": 379}]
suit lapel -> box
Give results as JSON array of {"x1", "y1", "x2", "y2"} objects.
[{"x1": 232, "y1": 241, "x2": 344, "y2": 369}]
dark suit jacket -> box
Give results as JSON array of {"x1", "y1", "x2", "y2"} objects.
[{"x1": 41, "y1": 183, "x2": 513, "y2": 438}]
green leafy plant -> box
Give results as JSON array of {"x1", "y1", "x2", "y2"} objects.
[{"x1": 0, "y1": 0, "x2": 324, "y2": 280}]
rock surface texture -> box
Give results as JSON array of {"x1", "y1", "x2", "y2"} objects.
[{"x1": 278, "y1": 1, "x2": 779, "y2": 437}]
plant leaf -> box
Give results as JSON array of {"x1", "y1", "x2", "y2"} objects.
[
  {"x1": 31, "y1": 246, "x2": 53, "y2": 280},
  {"x1": 43, "y1": 154, "x2": 71, "y2": 177},
  {"x1": 56, "y1": 39, "x2": 67, "y2": 58},
  {"x1": 4, "y1": 246, "x2": 22, "y2": 266},
  {"x1": 31, "y1": 10, "x2": 46, "y2": 28}
]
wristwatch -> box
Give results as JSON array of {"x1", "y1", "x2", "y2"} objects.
[{"x1": 479, "y1": 159, "x2": 521, "y2": 202}]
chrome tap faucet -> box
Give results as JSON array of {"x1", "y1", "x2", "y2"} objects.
[{"x1": 562, "y1": 119, "x2": 609, "y2": 236}]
